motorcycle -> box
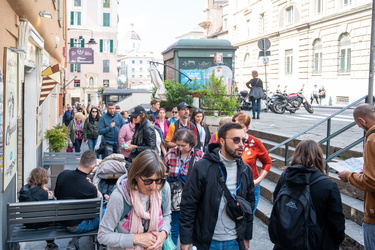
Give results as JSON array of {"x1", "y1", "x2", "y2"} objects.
[
  {"x1": 237, "y1": 90, "x2": 252, "y2": 111},
  {"x1": 272, "y1": 85, "x2": 314, "y2": 114}
]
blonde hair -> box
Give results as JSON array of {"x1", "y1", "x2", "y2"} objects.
[{"x1": 75, "y1": 112, "x2": 83, "y2": 119}]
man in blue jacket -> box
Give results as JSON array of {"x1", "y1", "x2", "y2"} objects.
[{"x1": 98, "y1": 102, "x2": 125, "y2": 157}]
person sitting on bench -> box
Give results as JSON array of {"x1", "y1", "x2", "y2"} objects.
[{"x1": 55, "y1": 150, "x2": 103, "y2": 250}]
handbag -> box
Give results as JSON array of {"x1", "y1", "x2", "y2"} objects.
[
  {"x1": 169, "y1": 149, "x2": 197, "y2": 211},
  {"x1": 162, "y1": 233, "x2": 177, "y2": 250},
  {"x1": 66, "y1": 145, "x2": 73, "y2": 152}
]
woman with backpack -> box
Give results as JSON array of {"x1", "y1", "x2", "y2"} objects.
[
  {"x1": 269, "y1": 140, "x2": 345, "y2": 250},
  {"x1": 98, "y1": 150, "x2": 172, "y2": 249}
]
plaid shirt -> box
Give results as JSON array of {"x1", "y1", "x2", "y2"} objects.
[{"x1": 164, "y1": 147, "x2": 203, "y2": 179}]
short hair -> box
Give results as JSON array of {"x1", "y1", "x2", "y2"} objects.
[
  {"x1": 127, "y1": 150, "x2": 166, "y2": 190},
  {"x1": 219, "y1": 117, "x2": 232, "y2": 127},
  {"x1": 232, "y1": 112, "x2": 250, "y2": 128},
  {"x1": 115, "y1": 105, "x2": 121, "y2": 110},
  {"x1": 290, "y1": 140, "x2": 324, "y2": 173},
  {"x1": 354, "y1": 103, "x2": 375, "y2": 121},
  {"x1": 150, "y1": 99, "x2": 160, "y2": 105},
  {"x1": 79, "y1": 150, "x2": 97, "y2": 169},
  {"x1": 107, "y1": 102, "x2": 115, "y2": 107},
  {"x1": 218, "y1": 122, "x2": 243, "y2": 139},
  {"x1": 172, "y1": 129, "x2": 197, "y2": 147},
  {"x1": 75, "y1": 112, "x2": 84, "y2": 119},
  {"x1": 172, "y1": 107, "x2": 178, "y2": 112},
  {"x1": 120, "y1": 111, "x2": 128, "y2": 116},
  {"x1": 27, "y1": 167, "x2": 50, "y2": 186},
  {"x1": 252, "y1": 70, "x2": 258, "y2": 77}
]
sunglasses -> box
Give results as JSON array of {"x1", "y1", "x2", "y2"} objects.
[
  {"x1": 225, "y1": 137, "x2": 248, "y2": 144},
  {"x1": 140, "y1": 176, "x2": 166, "y2": 186},
  {"x1": 172, "y1": 111, "x2": 178, "y2": 113}
]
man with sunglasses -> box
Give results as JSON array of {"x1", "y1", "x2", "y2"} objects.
[{"x1": 180, "y1": 122, "x2": 255, "y2": 250}]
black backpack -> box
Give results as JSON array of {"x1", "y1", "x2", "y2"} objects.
[{"x1": 268, "y1": 173, "x2": 327, "y2": 250}]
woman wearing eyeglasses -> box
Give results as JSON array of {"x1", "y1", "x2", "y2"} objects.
[
  {"x1": 233, "y1": 112, "x2": 272, "y2": 213},
  {"x1": 164, "y1": 129, "x2": 203, "y2": 245},
  {"x1": 98, "y1": 150, "x2": 172, "y2": 250},
  {"x1": 191, "y1": 109, "x2": 211, "y2": 152},
  {"x1": 167, "y1": 107, "x2": 179, "y2": 124},
  {"x1": 83, "y1": 107, "x2": 100, "y2": 158}
]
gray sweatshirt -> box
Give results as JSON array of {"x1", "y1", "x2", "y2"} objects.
[{"x1": 97, "y1": 174, "x2": 172, "y2": 249}]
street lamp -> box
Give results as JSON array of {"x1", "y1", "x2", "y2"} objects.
[{"x1": 39, "y1": 10, "x2": 53, "y2": 19}]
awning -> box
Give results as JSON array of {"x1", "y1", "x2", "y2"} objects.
[{"x1": 39, "y1": 64, "x2": 60, "y2": 106}]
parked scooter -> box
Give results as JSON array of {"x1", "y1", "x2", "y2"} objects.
[
  {"x1": 272, "y1": 84, "x2": 314, "y2": 114},
  {"x1": 237, "y1": 90, "x2": 252, "y2": 111}
]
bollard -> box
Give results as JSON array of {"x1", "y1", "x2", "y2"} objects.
[{"x1": 329, "y1": 96, "x2": 332, "y2": 106}]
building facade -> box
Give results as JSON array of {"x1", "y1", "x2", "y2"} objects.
[
  {"x1": 65, "y1": 0, "x2": 118, "y2": 107},
  {"x1": 202, "y1": 0, "x2": 372, "y2": 105},
  {"x1": 0, "y1": 0, "x2": 67, "y2": 247}
]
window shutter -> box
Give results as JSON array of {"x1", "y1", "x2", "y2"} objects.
[
  {"x1": 100, "y1": 39, "x2": 103, "y2": 52},
  {"x1": 70, "y1": 11, "x2": 74, "y2": 25},
  {"x1": 77, "y1": 12, "x2": 81, "y2": 25},
  {"x1": 110, "y1": 40, "x2": 113, "y2": 53},
  {"x1": 81, "y1": 39, "x2": 85, "y2": 48},
  {"x1": 70, "y1": 64, "x2": 74, "y2": 72},
  {"x1": 77, "y1": 64, "x2": 81, "y2": 73},
  {"x1": 70, "y1": 38, "x2": 74, "y2": 48}
]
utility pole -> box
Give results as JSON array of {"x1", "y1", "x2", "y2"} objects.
[{"x1": 368, "y1": 0, "x2": 375, "y2": 104}]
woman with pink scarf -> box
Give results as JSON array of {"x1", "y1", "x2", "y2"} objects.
[
  {"x1": 98, "y1": 150, "x2": 172, "y2": 250},
  {"x1": 154, "y1": 108, "x2": 169, "y2": 137}
]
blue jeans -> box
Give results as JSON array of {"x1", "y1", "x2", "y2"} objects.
[
  {"x1": 209, "y1": 239, "x2": 239, "y2": 250},
  {"x1": 253, "y1": 184, "x2": 260, "y2": 214},
  {"x1": 251, "y1": 97, "x2": 261, "y2": 116},
  {"x1": 87, "y1": 138, "x2": 99, "y2": 158},
  {"x1": 171, "y1": 211, "x2": 180, "y2": 245},
  {"x1": 73, "y1": 139, "x2": 82, "y2": 152},
  {"x1": 363, "y1": 222, "x2": 375, "y2": 250},
  {"x1": 66, "y1": 207, "x2": 106, "y2": 234}
]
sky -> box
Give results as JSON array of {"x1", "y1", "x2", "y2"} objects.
[{"x1": 117, "y1": 0, "x2": 206, "y2": 57}]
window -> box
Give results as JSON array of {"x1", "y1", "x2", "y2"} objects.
[
  {"x1": 103, "y1": 60, "x2": 110, "y2": 73},
  {"x1": 132, "y1": 60, "x2": 135, "y2": 64},
  {"x1": 140, "y1": 68, "x2": 143, "y2": 72},
  {"x1": 74, "y1": 0, "x2": 81, "y2": 7},
  {"x1": 103, "y1": 80, "x2": 109, "y2": 87},
  {"x1": 89, "y1": 77, "x2": 94, "y2": 86},
  {"x1": 313, "y1": 39, "x2": 322, "y2": 74},
  {"x1": 140, "y1": 60, "x2": 143, "y2": 64},
  {"x1": 74, "y1": 79, "x2": 80, "y2": 87},
  {"x1": 103, "y1": 13, "x2": 110, "y2": 27},
  {"x1": 140, "y1": 75, "x2": 143, "y2": 78},
  {"x1": 99, "y1": 39, "x2": 113, "y2": 53},
  {"x1": 70, "y1": 11, "x2": 81, "y2": 25},
  {"x1": 246, "y1": 20, "x2": 251, "y2": 37},
  {"x1": 70, "y1": 64, "x2": 81, "y2": 73},
  {"x1": 223, "y1": 18, "x2": 227, "y2": 31},
  {"x1": 285, "y1": 49, "x2": 293, "y2": 74},
  {"x1": 244, "y1": 53, "x2": 250, "y2": 65},
  {"x1": 132, "y1": 68, "x2": 135, "y2": 73},
  {"x1": 339, "y1": 33, "x2": 351, "y2": 73},
  {"x1": 285, "y1": 7, "x2": 293, "y2": 25},
  {"x1": 259, "y1": 14, "x2": 265, "y2": 34},
  {"x1": 132, "y1": 75, "x2": 135, "y2": 78},
  {"x1": 344, "y1": 0, "x2": 352, "y2": 5},
  {"x1": 103, "y1": 0, "x2": 110, "y2": 8},
  {"x1": 316, "y1": 0, "x2": 323, "y2": 14}
]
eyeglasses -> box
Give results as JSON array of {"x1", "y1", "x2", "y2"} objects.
[
  {"x1": 225, "y1": 137, "x2": 247, "y2": 144},
  {"x1": 139, "y1": 176, "x2": 166, "y2": 185},
  {"x1": 172, "y1": 111, "x2": 178, "y2": 113}
]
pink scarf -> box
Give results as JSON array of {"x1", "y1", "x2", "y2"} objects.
[
  {"x1": 128, "y1": 188, "x2": 161, "y2": 250},
  {"x1": 155, "y1": 119, "x2": 168, "y2": 137}
]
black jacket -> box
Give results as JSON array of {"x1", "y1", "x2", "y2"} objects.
[
  {"x1": 273, "y1": 165, "x2": 345, "y2": 250},
  {"x1": 179, "y1": 143, "x2": 255, "y2": 249},
  {"x1": 83, "y1": 118, "x2": 99, "y2": 140},
  {"x1": 129, "y1": 119, "x2": 156, "y2": 161}
]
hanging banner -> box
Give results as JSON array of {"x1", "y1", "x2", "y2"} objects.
[{"x1": 69, "y1": 48, "x2": 94, "y2": 64}]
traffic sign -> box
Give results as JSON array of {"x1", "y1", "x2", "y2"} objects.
[
  {"x1": 258, "y1": 38, "x2": 271, "y2": 51},
  {"x1": 262, "y1": 56, "x2": 269, "y2": 65},
  {"x1": 259, "y1": 51, "x2": 271, "y2": 57}
]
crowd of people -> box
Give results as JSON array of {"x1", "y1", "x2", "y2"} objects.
[{"x1": 18, "y1": 99, "x2": 375, "y2": 250}]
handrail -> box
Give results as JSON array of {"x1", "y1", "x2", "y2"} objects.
[{"x1": 268, "y1": 95, "x2": 367, "y2": 173}]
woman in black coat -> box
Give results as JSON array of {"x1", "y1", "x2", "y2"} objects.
[
  {"x1": 271, "y1": 139, "x2": 345, "y2": 250},
  {"x1": 127, "y1": 106, "x2": 157, "y2": 162},
  {"x1": 190, "y1": 108, "x2": 211, "y2": 152}
]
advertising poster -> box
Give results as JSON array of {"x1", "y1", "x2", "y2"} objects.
[{"x1": 3, "y1": 48, "x2": 18, "y2": 191}]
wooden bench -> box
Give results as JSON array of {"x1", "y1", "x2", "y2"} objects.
[
  {"x1": 7, "y1": 197, "x2": 103, "y2": 250},
  {"x1": 42, "y1": 152, "x2": 82, "y2": 189}
]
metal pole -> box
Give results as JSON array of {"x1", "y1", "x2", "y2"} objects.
[{"x1": 367, "y1": 0, "x2": 375, "y2": 104}]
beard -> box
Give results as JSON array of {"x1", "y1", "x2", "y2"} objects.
[{"x1": 224, "y1": 142, "x2": 243, "y2": 159}]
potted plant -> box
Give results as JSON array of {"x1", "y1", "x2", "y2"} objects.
[{"x1": 44, "y1": 125, "x2": 69, "y2": 152}]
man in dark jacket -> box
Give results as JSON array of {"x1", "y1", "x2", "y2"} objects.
[
  {"x1": 98, "y1": 102, "x2": 125, "y2": 157},
  {"x1": 63, "y1": 104, "x2": 73, "y2": 126},
  {"x1": 180, "y1": 122, "x2": 255, "y2": 250}
]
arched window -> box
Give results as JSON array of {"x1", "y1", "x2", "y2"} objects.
[
  {"x1": 313, "y1": 39, "x2": 322, "y2": 74},
  {"x1": 244, "y1": 53, "x2": 250, "y2": 65},
  {"x1": 339, "y1": 33, "x2": 351, "y2": 73},
  {"x1": 89, "y1": 77, "x2": 94, "y2": 86}
]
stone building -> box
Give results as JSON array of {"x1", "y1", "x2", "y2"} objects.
[{"x1": 202, "y1": 0, "x2": 372, "y2": 105}]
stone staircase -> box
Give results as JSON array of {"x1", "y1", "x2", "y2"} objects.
[{"x1": 250, "y1": 129, "x2": 365, "y2": 249}]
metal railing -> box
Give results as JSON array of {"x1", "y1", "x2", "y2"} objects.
[{"x1": 268, "y1": 95, "x2": 367, "y2": 174}]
